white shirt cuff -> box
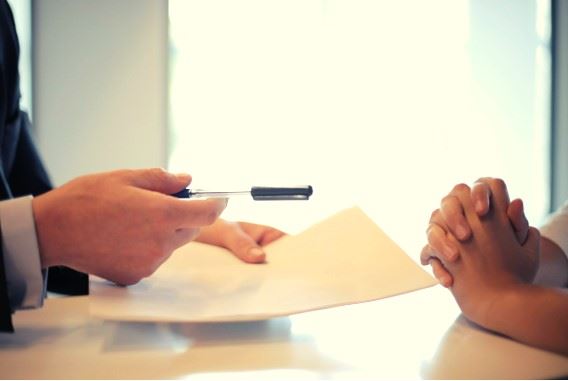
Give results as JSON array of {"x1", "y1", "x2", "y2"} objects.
[
  {"x1": 0, "y1": 195, "x2": 46, "y2": 309},
  {"x1": 540, "y1": 201, "x2": 568, "y2": 261}
]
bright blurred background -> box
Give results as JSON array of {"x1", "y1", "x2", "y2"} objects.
[
  {"x1": 168, "y1": 0, "x2": 551, "y2": 257},
  {"x1": 3, "y1": 2, "x2": 562, "y2": 375},
  {"x1": 8, "y1": 0, "x2": 553, "y2": 258}
]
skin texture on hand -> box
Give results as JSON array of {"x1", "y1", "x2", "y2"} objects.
[
  {"x1": 421, "y1": 178, "x2": 530, "y2": 287},
  {"x1": 32, "y1": 168, "x2": 227, "y2": 286},
  {"x1": 484, "y1": 283, "x2": 568, "y2": 356},
  {"x1": 534, "y1": 237, "x2": 568, "y2": 287},
  {"x1": 196, "y1": 219, "x2": 286, "y2": 263},
  {"x1": 437, "y1": 182, "x2": 540, "y2": 326},
  {"x1": 434, "y1": 183, "x2": 568, "y2": 356}
]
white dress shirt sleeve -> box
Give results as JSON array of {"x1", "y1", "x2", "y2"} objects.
[
  {"x1": 0, "y1": 195, "x2": 46, "y2": 309},
  {"x1": 540, "y1": 201, "x2": 568, "y2": 260}
]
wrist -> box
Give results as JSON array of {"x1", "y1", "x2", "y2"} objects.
[
  {"x1": 534, "y1": 237, "x2": 568, "y2": 287},
  {"x1": 195, "y1": 218, "x2": 229, "y2": 245},
  {"x1": 32, "y1": 193, "x2": 62, "y2": 268},
  {"x1": 478, "y1": 283, "x2": 531, "y2": 332}
]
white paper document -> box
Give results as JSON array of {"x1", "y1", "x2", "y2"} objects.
[{"x1": 89, "y1": 207, "x2": 437, "y2": 322}]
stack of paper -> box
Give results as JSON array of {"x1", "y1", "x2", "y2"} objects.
[{"x1": 89, "y1": 207, "x2": 436, "y2": 322}]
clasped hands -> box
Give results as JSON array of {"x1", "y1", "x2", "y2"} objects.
[{"x1": 420, "y1": 178, "x2": 540, "y2": 327}]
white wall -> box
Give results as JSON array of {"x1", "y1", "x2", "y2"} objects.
[
  {"x1": 7, "y1": 0, "x2": 32, "y2": 116},
  {"x1": 33, "y1": 0, "x2": 168, "y2": 185},
  {"x1": 168, "y1": 0, "x2": 550, "y2": 243},
  {"x1": 552, "y1": 0, "x2": 568, "y2": 210}
]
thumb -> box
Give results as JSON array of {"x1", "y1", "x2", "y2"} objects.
[
  {"x1": 508, "y1": 198, "x2": 529, "y2": 244},
  {"x1": 225, "y1": 228, "x2": 266, "y2": 264},
  {"x1": 127, "y1": 168, "x2": 191, "y2": 194},
  {"x1": 524, "y1": 226, "x2": 541, "y2": 253}
]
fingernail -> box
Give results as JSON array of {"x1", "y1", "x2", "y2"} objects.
[
  {"x1": 475, "y1": 200, "x2": 484, "y2": 214},
  {"x1": 248, "y1": 247, "x2": 265, "y2": 258},
  {"x1": 456, "y1": 225, "x2": 468, "y2": 240}
]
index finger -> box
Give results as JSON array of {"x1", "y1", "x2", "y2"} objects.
[
  {"x1": 168, "y1": 198, "x2": 228, "y2": 228},
  {"x1": 471, "y1": 180, "x2": 491, "y2": 216},
  {"x1": 474, "y1": 177, "x2": 510, "y2": 215},
  {"x1": 508, "y1": 198, "x2": 529, "y2": 244},
  {"x1": 238, "y1": 221, "x2": 287, "y2": 246},
  {"x1": 440, "y1": 195, "x2": 471, "y2": 241}
]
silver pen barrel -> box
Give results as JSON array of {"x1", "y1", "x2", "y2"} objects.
[{"x1": 188, "y1": 190, "x2": 250, "y2": 199}]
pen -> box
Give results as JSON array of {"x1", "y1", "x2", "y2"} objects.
[{"x1": 172, "y1": 185, "x2": 313, "y2": 201}]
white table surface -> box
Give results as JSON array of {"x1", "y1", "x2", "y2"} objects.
[{"x1": 1, "y1": 285, "x2": 567, "y2": 379}]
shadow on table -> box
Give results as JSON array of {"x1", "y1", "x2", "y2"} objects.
[
  {"x1": 101, "y1": 317, "x2": 295, "y2": 352},
  {"x1": 100, "y1": 317, "x2": 351, "y2": 378}
]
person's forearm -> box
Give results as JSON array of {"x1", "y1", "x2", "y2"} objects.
[
  {"x1": 484, "y1": 284, "x2": 568, "y2": 356},
  {"x1": 533, "y1": 237, "x2": 568, "y2": 287}
]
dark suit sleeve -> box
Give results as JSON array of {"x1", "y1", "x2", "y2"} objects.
[
  {"x1": 7, "y1": 113, "x2": 89, "y2": 297},
  {"x1": 8, "y1": 114, "x2": 88, "y2": 296},
  {"x1": 0, "y1": 0, "x2": 87, "y2": 332},
  {"x1": 0, "y1": 113, "x2": 88, "y2": 333},
  {"x1": 0, "y1": 237, "x2": 14, "y2": 332},
  {"x1": 6, "y1": 112, "x2": 51, "y2": 197}
]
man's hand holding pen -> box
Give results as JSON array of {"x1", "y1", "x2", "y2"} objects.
[
  {"x1": 33, "y1": 168, "x2": 226, "y2": 285},
  {"x1": 32, "y1": 168, "x2": 287, "y2": 286}
]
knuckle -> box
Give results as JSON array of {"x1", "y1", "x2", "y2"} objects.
[
  {"x1": 149, "y1": 167, "x2": 169, "y2": 181},
  {"x1": 441, "y1": 197, "x2": 462, "y2": 221},
  {"x1": 111, "y1": 169, "x2": 130, "y2": 178},
  {"x1": 474, "y1": 176, "x2": 490, "y2": 184},
  {"x1": 472, "y1": 180, "x2": 489, "y2": 193},
  {"x1": 452, "y1": 183, "x2": 470, "y2": 195},
  {"x1": 492, "y1": 177, "x2": 506, "y2": 190},
  {"x1": 426, "y1": 224, "x2": 440, "y2": 242},
  {"x1": 233, "y1": 239, "x2": 254, "y2": 255},
  {"x1": 150, "y1": 167, "x2": 167, "y2": 175},
  {"x1": 205, "y1": 212, "x2": 219, "y2": 225},
  {"x1": 440, "y1": 195, "x2": 458, "y2": 209},
  {"x1": 203, "y1": 209, "x2": 222, "y2": 225},
  {"x1": 429, "y1": 209, "x2": 441, "y2": 223},
  {"x1": 120, "y1": 169, "x2": 140, "y2": 184}
]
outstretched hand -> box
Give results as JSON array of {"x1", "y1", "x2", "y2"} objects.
[{"x1": 196, "y1": 219, "x2": 286, "y2": 263}]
